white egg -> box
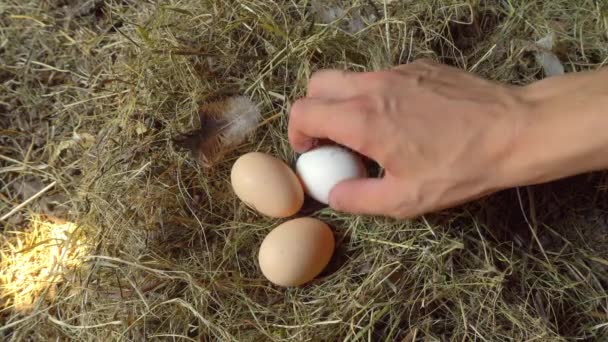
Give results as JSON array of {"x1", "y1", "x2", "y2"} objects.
[{"x1": 295, "y1": 145, "x2": 367, "y2": 204}]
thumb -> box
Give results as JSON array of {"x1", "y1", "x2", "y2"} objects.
[{"x1": 328, "y1": 178, "x2": 398, "y2": 216}]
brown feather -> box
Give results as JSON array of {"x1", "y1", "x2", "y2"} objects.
[{"x1": 174, "y1": 96, "x2": 260, "y2": 167}]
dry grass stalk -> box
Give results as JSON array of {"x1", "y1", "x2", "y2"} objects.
[{"x1": 0, "y1": 0, "x2": 607, "y2": 340}]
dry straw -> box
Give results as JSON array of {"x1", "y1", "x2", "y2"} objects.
[{"x1": 1, "y1": 0, "x2": 607, "y2": 340}]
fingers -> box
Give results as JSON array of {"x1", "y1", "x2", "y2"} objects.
[
  {"x1": 307, "y1": 70, "x2": 362, "y2": 99},
  {"x1": 392, "y1": 58, "x2": 437, "y2": 73},
  {"x1": 328, "y1": 177, "x2": 403, "y2": 217},
  {"x1": 290, "y1": 70, "x2": 370, "y2": 152},
  {"x1": 307, "y1": 60, "x2": 443, "y2": 100},
  {"x1": 394, "y1": 59, "x2": 488, "y2": 88},
  {"x1": 307, "y1": 69, "x2": 395, "y2": 99},
  {"x1": 288, "y1": 97, "x2": 372, "y2": 153},
  {"x1": 290, "y1": 60, "x2": 451, "y2": 154}
]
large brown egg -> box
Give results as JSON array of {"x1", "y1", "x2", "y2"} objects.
[
  {"x1": 258, "y1": 217, "x2": 335, "y2": 287},
  {"x1": 231, "y1": 152, "x2": 304, "y2": 218}
]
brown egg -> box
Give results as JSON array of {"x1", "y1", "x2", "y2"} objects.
[
  {"x1": 258, "y1": 217, "x2": 335, "y2": 287},
  {"x1": 231, "y1": 152, "x2": 304, "y2": 218}
]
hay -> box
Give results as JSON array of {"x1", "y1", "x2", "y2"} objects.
[{"x1": 1, "y1": 0, "x2": 607, "y2": 340}]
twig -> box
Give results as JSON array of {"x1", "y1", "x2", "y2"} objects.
[
  {"x1": 0, "y1": 181, "x2": 57, "y2": 221},
  {"x1": 47, "y1": 314, "x2": 122, "y2": 329}
]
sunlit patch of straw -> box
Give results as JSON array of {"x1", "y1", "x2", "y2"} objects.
[{"x1": 0, "y1": 215, "x2": 90, "y2": 312}]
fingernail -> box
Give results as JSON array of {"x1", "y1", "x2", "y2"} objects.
[
  {"x1": 328, "y1": 189, "x2": 341, "y2": 210},
  {"x1": 298, "y1": 138, "x2": 317, "y2": 152}
]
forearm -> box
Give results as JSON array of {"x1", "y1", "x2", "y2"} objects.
[{"x1": 504, "y1": 68, "x2": 608, "y2": 187}]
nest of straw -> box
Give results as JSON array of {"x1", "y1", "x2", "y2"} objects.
[{"x1": 1, "y1": 0, "x2": 607, "y2": 340}]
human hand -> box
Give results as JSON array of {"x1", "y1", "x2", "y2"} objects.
[{"x1": 288, "y1": 59, "x2": 531, "y2": 218}]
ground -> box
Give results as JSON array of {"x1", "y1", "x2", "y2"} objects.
[{"x1": 1, "y1": 0, "x2": 607, "y2": 341}]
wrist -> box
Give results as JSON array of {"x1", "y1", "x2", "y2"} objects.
[{"x1": 500, "y1": 71, "x2": 608, "y2": 188}]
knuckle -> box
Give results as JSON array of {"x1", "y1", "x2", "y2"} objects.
[
  {"x1": 349, "y1": 94, "x2": 376, "y2": 114},
  {"x1": 422, "y1": 66, "x2": 442, "y2": 80},
  {"x1": 365, "y1": 93, "x2": 395, "y2": 115},
  {"x1": 308, "y1": 70, "x2": 349, "y2": 93},
  {"x1": 413, "y1": 58, "x2": 437, "y2": 66},
  {"x1": 396, "y1": 60, "x2": 442, "y2": 82},
  {"x1": 350, "y1": 93, "x2": 389, "y2": 115},
  {"x1": 289, "y1": 99, "x2": 306, "y2": 120},
  {"x1": 391, "y1": 191, "x2": 424, "y2": 219},
  {"x1": 342, "y1": 94, "x2": 393, "y2": 157},
  {"x1": 344, "y1": 95, "x2": 377, "y2": 153},
  {"x1": 356, "y1": 71, "x2": 394, "y2": 89},
  {"x1": 307, "y1": 72, "x2": 327, "y2": 95},
  {"x1": 405, "y1": 71, "x2": 433, "y2": 88}
]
